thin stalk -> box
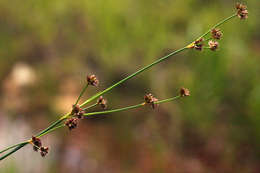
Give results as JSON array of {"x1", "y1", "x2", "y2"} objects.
[
  {"x1": 38, "y1": 124, "x2": 65, "y2": 138},
  {"x1": 35, "y1": 118, "x2": 65, "y2": 137},
  {"x1": 75, "y1": 83, "x2": 89, "y2": 105},
  {"x1": 198, "y1": 13, "x2": 237, "y2": 40},
  {"x1": 0, "y1": 141, "x2": 29, "y2": 154},
  {"x1": 84, "y1": 95, "x2": 181, "y2": 117},
  {"x1": 0, "y1": 143, "x2": 28, "y2": 161},
  {"x1": 0, "y1": 12, "x2": 240, "y2": 161},
  {"x1": 83, "y1": 103, "x2": 98, "y2": 111},
  {"x1": 80, "y1": 47, "x2": 188, "y2": 108}
]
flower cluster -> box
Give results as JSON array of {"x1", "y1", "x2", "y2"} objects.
[
  {"x1": 188, "y1": 3, "x2": 248, "y2": 52},
  {"x1": 180, "y1": 88, "x2": 190, "y2": 97},
  {"x1": 87, "y1": 74, "x2": 99, "y2": 86},
  {"x1": 31, "y1": 136, "x2": 49, "y2": 157},
  {"x1": 97, "y1": 96, "x2": 107, "y2": 109},
  {"x1": 211, "y1": 29, "x2": 222, "y2": 40},
  {"x1": 65, "y1": 117, "x2": 79, "y2": 130},
  {"x1": 144, "y1": 93, "x2": 158, "y2": 109},
  {"x1": 65, "y1": 96, "x2": 107, "y2": 130},
  {"x1": 236, "y1": 3, "x2": 248, "y2": 19}
]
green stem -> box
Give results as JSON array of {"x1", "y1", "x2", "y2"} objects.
[
  {"x1": 84, "y1": 95, "x2": 181, "y2": 117},
  {"x1": 38, "y1": 124, "x2": 65, "y2": 138},
  {"x1": 80, "y1": 47, "x2": 187, "y2": 108},
  {"x1": 0, "y1": 141, "x2": 29, "y2": 154},
  {"x1": 0, "y1": 12, "x2": 239, "y2": 161},
  {"x1": 75, "y1": 83, "x2": 89, "y2": 105},
  {"x1": 83, "y1": 103, "x2": 98, "y2": 111},
  {"x1": 0, "y1": 143, "x2": 28, "y2": 161},
  {"x1": 35, "y1": 118, "x2": 65, "y2": 137},
  {"x1": 198, "y1": 13, "x2": 237, "y2": 40}
]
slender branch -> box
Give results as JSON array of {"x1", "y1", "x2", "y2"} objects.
[
  {"x1": 35, "y1": 118, "x2": 65, "y2": 137},
  {"x1": 83, "y1": 103, "x2": 98, "y2": 111},
  {"x1": 0, "y1": 141, "x2": 29, "y2": 154},
  {"x1": 198, "y1": 13, "x2": 237, "y2": 40},
  {"x1": 0, "y1": 143, "x2": 28, "y2": 161},
  {"x1": 80, "y1": 47, "x2": 188, "y2": 108},
  {"x1": 84, "y1": 95, "x2": 181, "y2": 117},
  {"x1": 75, "y1": 83, "x2": 89, "y2": 105},
  {"x1": 38, "y1": 124, "x2": 65, "y2": 138},
  {"x1": 0, "y1": 11, "x2": 241, "y2": 161}
]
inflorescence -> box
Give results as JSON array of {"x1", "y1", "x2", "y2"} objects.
[
  {"x1": 0, "y1": 2, "x2": 248, "y2": 161},
  {"x1": 187, "y1": 3, "x2": 248, "y2": 52}
]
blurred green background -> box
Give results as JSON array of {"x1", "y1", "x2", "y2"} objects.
[{"x1": 0, "y1": 0, "x2": 259, "y2": 172}]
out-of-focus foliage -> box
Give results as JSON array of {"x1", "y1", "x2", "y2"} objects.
[{"x1": 0, "y1": 0, "x2": 260, "y2": 172}]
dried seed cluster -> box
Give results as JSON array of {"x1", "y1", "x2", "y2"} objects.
[
  {"x1": 190, "y1": 38, "x2": 204, "y2": 51},
  {"x1": 65, "y1": 117, "x2": 79, "y2": 130},
  {"x1": 211, "y1": 29, "x2": 223, "y2": 40},
  {"x1": 208, "y1": 40, "x2": 219, "y2": 51},
  {"x1": 188, "y1": 4, "x2": 249, "y2": 52},
  {"x1": 71, "y1": 104, "x2": 84, "y2": 119},
  {"x1": 236, "y1": 3, "x2": 248, "y2": 19},
  {"x1": 66, "y1": 96, "x2": 107, "y2": 130},
  {"x1": 87, "y1": 74, "x2": 99, "y2": 86},
  {"x1": 144, "y1": 93, "x2": 158, "y2": 109},
  {"x1": 180, "y1": 88, "x2": 190, "y2": 97},
  {"x1": 97, "y1": 96, "x2": 107, "y2": 109},
  {"x1": 31, "y1": 136, "x2": 49, "y2": 157}
]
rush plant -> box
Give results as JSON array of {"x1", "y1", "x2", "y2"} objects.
[{"x1": 0, "y1": 3, "x2": 248, "y2": 161}]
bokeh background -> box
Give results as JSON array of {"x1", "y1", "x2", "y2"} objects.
[{"x1": 0, "y1": 0, "x2": 259, "y2": 172}]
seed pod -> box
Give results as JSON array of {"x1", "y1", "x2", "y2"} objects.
[
  {"x1": 144, "y1": 93, "x2": 158, "y2": 109},
  {"x1": 97, "y1": 96, "x2": 107, "y2": 109},
  {"x1": 87, "y1": 74, "x2": 99, "y2": 86},
  {"x1": 180, "y1": 88, "x2": 190, "y2": 97}
]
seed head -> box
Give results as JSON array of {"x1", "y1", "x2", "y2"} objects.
[
  {"x1": 208, "y1": 40, "x2": 219, "y2": 51},
  {"x1": 71, "y1": 104, "x2": 81, "y2": 115},
  {"x1": 236, "y1": 3, "x2": 248, "y2": 20},
  {"x1": 76, "y1": 110, "x2": 85, "y2": 119},
  {"x1": 211, "y1": 28, "x2": 223, "y2": 40},
  {"x1": 32, "y1": 136, "x2": 42, "y2": 152},
  {"x1": 65, "y1": 117, "x2": 79, "y2": 130},
  {"x1": 97, "y1": 96, "x2": 107, "y2": 109},
  {"x1": 71, "y1": 104, "x2": 84, "y2": 118},
  {"x1": 40, "y1": 147, "x2": 49, "y2": 157},
  {"x1": 180, "y1": 88, "x2": 190, "y2": 97},
  {"x1": 87, "y1": 74, "x2": 99, "y2": 87},
  {"x1": 194, "y1": 38, "x2": 204, "y2": 51},
  {"x1": 144, "y1": 93, "x2": 158, "y2": 109}
]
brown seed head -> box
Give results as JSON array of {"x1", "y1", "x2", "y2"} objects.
[
  {"x1": 208, "y1": 40, "x2": 219, "y2": 51},
  {"x1": 97, "y1": 96, "x2": 107, "y2": 109},
  {"x1": 40, "y1": 147, "x2": 49, "y2": 157},
  {"x1": 76, "y1": 110, "x2": 85, "y2": 119},
  {"x1": 32, "y1": 136, "x2": 42, "y2": 152},
  {"x1": 65, "y1": 117, "x2": 79, "y2": 130},
  {"x1": 71, "y1": 104, "x2": 81, "y2": 115},
  {"x1": 236, "y1": 3, "x2": 248, "y2": 20},
  {"x1": 194, "y1": 38, "x2": 204, "y2": 51},
  {"x1": 180, "y1": 88, "x2": 190, "y2": 97},
  {"x1": 211, "y1": 28, "x2": 223, "y2": 40},
  {"x1": 144, "y1": 93, "x2": 158, "y2": 109},
  {"x1": 87, "y1": 74, "x2": 99, "y2": 86}
]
